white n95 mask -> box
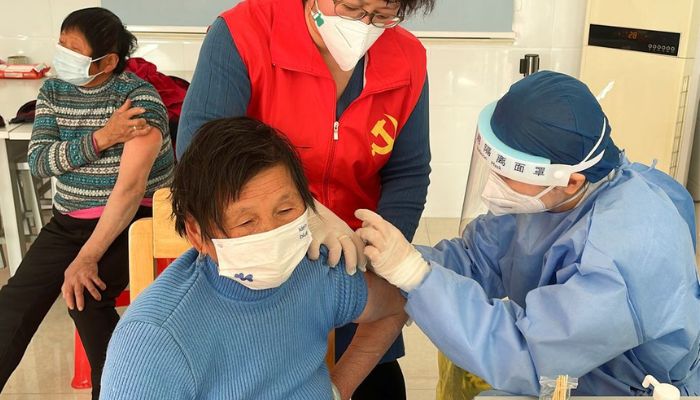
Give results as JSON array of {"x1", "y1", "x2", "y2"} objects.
[
  {"x1": 481, "y1": 172, "x2": 555, "y2": 216},
  {"x1": 211, "y1": 210, "x2": 312, "y2": 290},
  {"x1": 311, "y1": 5, "x2": 384, "y2": 71},
  {"x1": 52, "y1": 44, "x2": 107, "y2": 86}
]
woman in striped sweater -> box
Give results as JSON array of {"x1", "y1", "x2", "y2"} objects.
[{"x1": 0, "y1": 8, "x2": 174, "y2": 400}]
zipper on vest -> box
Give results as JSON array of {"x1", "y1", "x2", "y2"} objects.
[{"x1": 323, "y1": 114, "x2": 338, "y2": 204}]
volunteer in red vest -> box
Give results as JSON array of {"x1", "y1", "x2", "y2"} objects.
[{"x1": 177, "y1": 0, "x2": 433, "y2": 398}]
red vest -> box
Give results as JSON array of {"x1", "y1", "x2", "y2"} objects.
[{"x1": 222, "y1": 0, "x2": 426, "y2": 228}]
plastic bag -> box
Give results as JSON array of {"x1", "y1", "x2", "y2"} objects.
[
  {"x1": 539, "y1": 375, "x2": 578, "y2": 400},
  {"x1": 436, "y1": 352, "x2": 491, "y2": 400}
]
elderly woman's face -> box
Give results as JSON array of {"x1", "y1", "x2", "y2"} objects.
[
  {"x1": 192, "y1": 164, "x2": 307, "y2": 261},
  {"x1": 221, "y1": 164, "x2": 306, "y2": 238},
  {"x1": 58, "y1": 29, "x2": 111, "y2": 81},
  {"x1": 185, "y1": 165, "x2": 306, "y2": 262},
  {"x1": 58, "y1": 30, "x2": 91, "y2": 58}
]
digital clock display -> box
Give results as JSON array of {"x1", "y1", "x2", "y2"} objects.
[{"x1": 588, "y1": 24, "x2": 680, "y2": 56}]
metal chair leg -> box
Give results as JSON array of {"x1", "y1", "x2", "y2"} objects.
[{"x1": 14, "y1": 161, "x2": 44, "y2": 235}]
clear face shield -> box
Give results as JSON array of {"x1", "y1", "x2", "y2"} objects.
[{"x1": 459, "y1": 102, "x2": 606, "y2": 233}]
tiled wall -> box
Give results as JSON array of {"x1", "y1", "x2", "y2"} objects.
[
  {"x1": 0, "y1": 0, "x2": 100, "y2": 65},
  {"x1": 0, "y1": 0, "x2": 587, "y2": 218},
  {"x1": 425, "y1": 0, "x2": 587, "y2": 218}
]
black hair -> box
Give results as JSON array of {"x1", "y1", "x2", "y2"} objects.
[
  {"x1": 60, "y1": 7, "x2": 136, "y2": 75},
  {"x1": 303, "y1": 0, "x2": 435, "y2": 17},
  {"x1": 171, "y1": 117, "x2": 317, "y2": 240},
  {"x1": 388, "y1": 0, "x2": 435, "y2": 16}
]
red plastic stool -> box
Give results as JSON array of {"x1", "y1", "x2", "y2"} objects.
[
  {"x1": 71, "y1": 258, "x2": 176, "y2": 389},
  {"x1": 71, "y1": 330, "x2": 92, "y2": 389}
]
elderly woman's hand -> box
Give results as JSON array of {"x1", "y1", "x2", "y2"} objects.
[
  {"x1": 93, "y1": 98, "x2": 152, "y2": 151},
  {"x1": 61, "y1": 255, "x2": 106, "y2": 311}
]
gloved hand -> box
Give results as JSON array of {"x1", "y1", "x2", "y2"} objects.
[
  {"x1": 331, "y1": 383, "x2": 342, "y2": 400},
  {"x1": 307, "y1": 200, "x2": 367, "y2": 275},
  {"x1": 355, "y1": 209, "x2": 431, "y2": 292}
]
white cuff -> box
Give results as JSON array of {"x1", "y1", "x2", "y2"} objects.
[
  {"x1": 331, "y1": 383, "x2": 341, "y2": 400},
  {"x1": 390, "y1": 250, "x2": 431, "y2": 292}
]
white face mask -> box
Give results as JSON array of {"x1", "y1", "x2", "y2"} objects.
[
  {"x1": 311, "y1": 2, "x2": 384, "y2": 71},
  {"x1": 52, "y1": 44, "x2": 107, "y2": 86},
  {"x1": 481, "y1": 172, "x2": 555, "y2": 216},
  {"x1": 481, "y1": 172, "x2": 591, "y2": 216},
  {"x1": 211, "y1": 210, "x2": 312, "y2": 290}
]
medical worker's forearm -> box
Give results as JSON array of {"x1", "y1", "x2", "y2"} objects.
[
  {"x1": 414, "y1": 213, "x2": 512, "y2": 299},
  {"x1": 406, "y1": 264, "x2": 541, "y2": 395},
  {"x1": 331, "y1": 313, "x2": 407, "y2": 399}
]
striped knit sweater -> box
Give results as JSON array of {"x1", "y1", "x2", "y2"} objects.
[
  {"x1": 101, "y1": 249, "x2": 368, "y2": 399},
  {"x1": 28, "y1": 72, "x2": 175, "y2": 213}
]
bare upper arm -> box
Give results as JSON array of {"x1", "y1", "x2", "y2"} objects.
[
  {"x1": 354, "y1": 272, "x2": 407, "y2": 324},
  {"x1": 114, "y1": 128, "x2": 163, "y2": 192}
]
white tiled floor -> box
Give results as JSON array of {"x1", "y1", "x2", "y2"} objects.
[{"x1": 0, "y1": 218, "x2": 463, "y2": 400}]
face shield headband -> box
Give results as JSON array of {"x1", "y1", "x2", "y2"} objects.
[{"x1": 475, "y1": 102, "x2": 606, "y2": 187}]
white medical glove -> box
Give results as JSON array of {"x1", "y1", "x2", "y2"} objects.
[
  {"x1": 355, "y1": 209, "x2": 431, "y2": 292},
  {"x1": 307, "y1": 200, "x2": 367, "y2": 275},
  {"x1": 331, "y1": 383, "x2": 342, "y2": 400}
]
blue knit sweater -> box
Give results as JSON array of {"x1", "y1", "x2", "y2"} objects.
[{"x1": 101, "y1": 249, "x2": 367, "y2": 399}]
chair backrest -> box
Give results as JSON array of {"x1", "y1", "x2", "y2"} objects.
[
  {"x1": 127, "y1": 188, "x2": 335, "y2": 368},
  {"x1": 128, "y1": 188, "x2": 190, "y2": 301}
]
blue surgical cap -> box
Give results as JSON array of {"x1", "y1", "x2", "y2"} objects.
[{"x1": 491, "y1": 71, "x2": 621, "y2": 183}]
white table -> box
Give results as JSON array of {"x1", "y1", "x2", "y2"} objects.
[
  {"x1": 0, "y1": 123, "x2": 31, "y2": 275},
  {"x1": 0, "y1": 78, "x2": 44, "y2": 275}
]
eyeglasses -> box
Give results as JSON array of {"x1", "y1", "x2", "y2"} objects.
[{"x1": 332, "y1": 0, "x2": 404, "y2": 28}]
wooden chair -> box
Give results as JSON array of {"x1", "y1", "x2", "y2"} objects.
[
  {"x1": 127, "y1": 188, "x2": 335, "y2": 367},
  {"x1": 128, "y1": 188, "x2": 190, "y2": 301}
]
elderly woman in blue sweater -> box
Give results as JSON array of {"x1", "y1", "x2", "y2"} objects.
[{"x1": 100, "y1": 117, "x2": 407, "y2": 400}]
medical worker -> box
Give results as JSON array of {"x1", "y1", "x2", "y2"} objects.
[
  {"x1": 177, "y1": 0, "x2": 435, "y2": 397},
  {"x1": 356, "y1": 71, "x2": 700, "y2": 396}
]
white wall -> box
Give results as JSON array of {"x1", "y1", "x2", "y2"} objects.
[
  {"x1": 0, "y1": 0, "x2": 100, "y2": 65},
  {"x1": 424, "y1": 0, "x2": 587, "y2": 218},
  {"x1": 0, "y1": 0, "x2": 588, "y2": 218}
]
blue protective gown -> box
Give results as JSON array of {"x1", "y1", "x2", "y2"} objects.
[{"x1": 409, "y1": 158, "x2": 700, "y2": 396}]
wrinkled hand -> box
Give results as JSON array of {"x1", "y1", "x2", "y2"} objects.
[
  {"x1": 97, "y1": 99, "x2": 151, "y2": 150},
  {"x1": 61, "y1": 256, "x2": 106, "y2": 311},
  {"x1": 355, "y1": 209, "x2": 430, "y2": 292},
  {"x1": 307, "y1": 200, "x2": 367, "y2": 275}
]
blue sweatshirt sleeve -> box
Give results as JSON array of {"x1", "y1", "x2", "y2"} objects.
[
  {"x1": 375, "y1": 77, "x2": 431, "y2": 242},
  {"x1": 101, "y1": 321, "x2": 196, "y2": 399},
  {"x1": 177, "y1": 17, "x2": 251, "y2": 159},
  {"x1": 330, "y1": 260, "x2": 369, "y2": 328},
  {"x1": 406, "y1": 248, "x2": 641, "y2": 395},
  {"x1": 414, "y1": 213, "x2": 515, "y2": 299}
]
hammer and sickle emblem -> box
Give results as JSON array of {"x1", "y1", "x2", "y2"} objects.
[{"x1": 370, "y1": 114, "x2": 398, "y2": 156}]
